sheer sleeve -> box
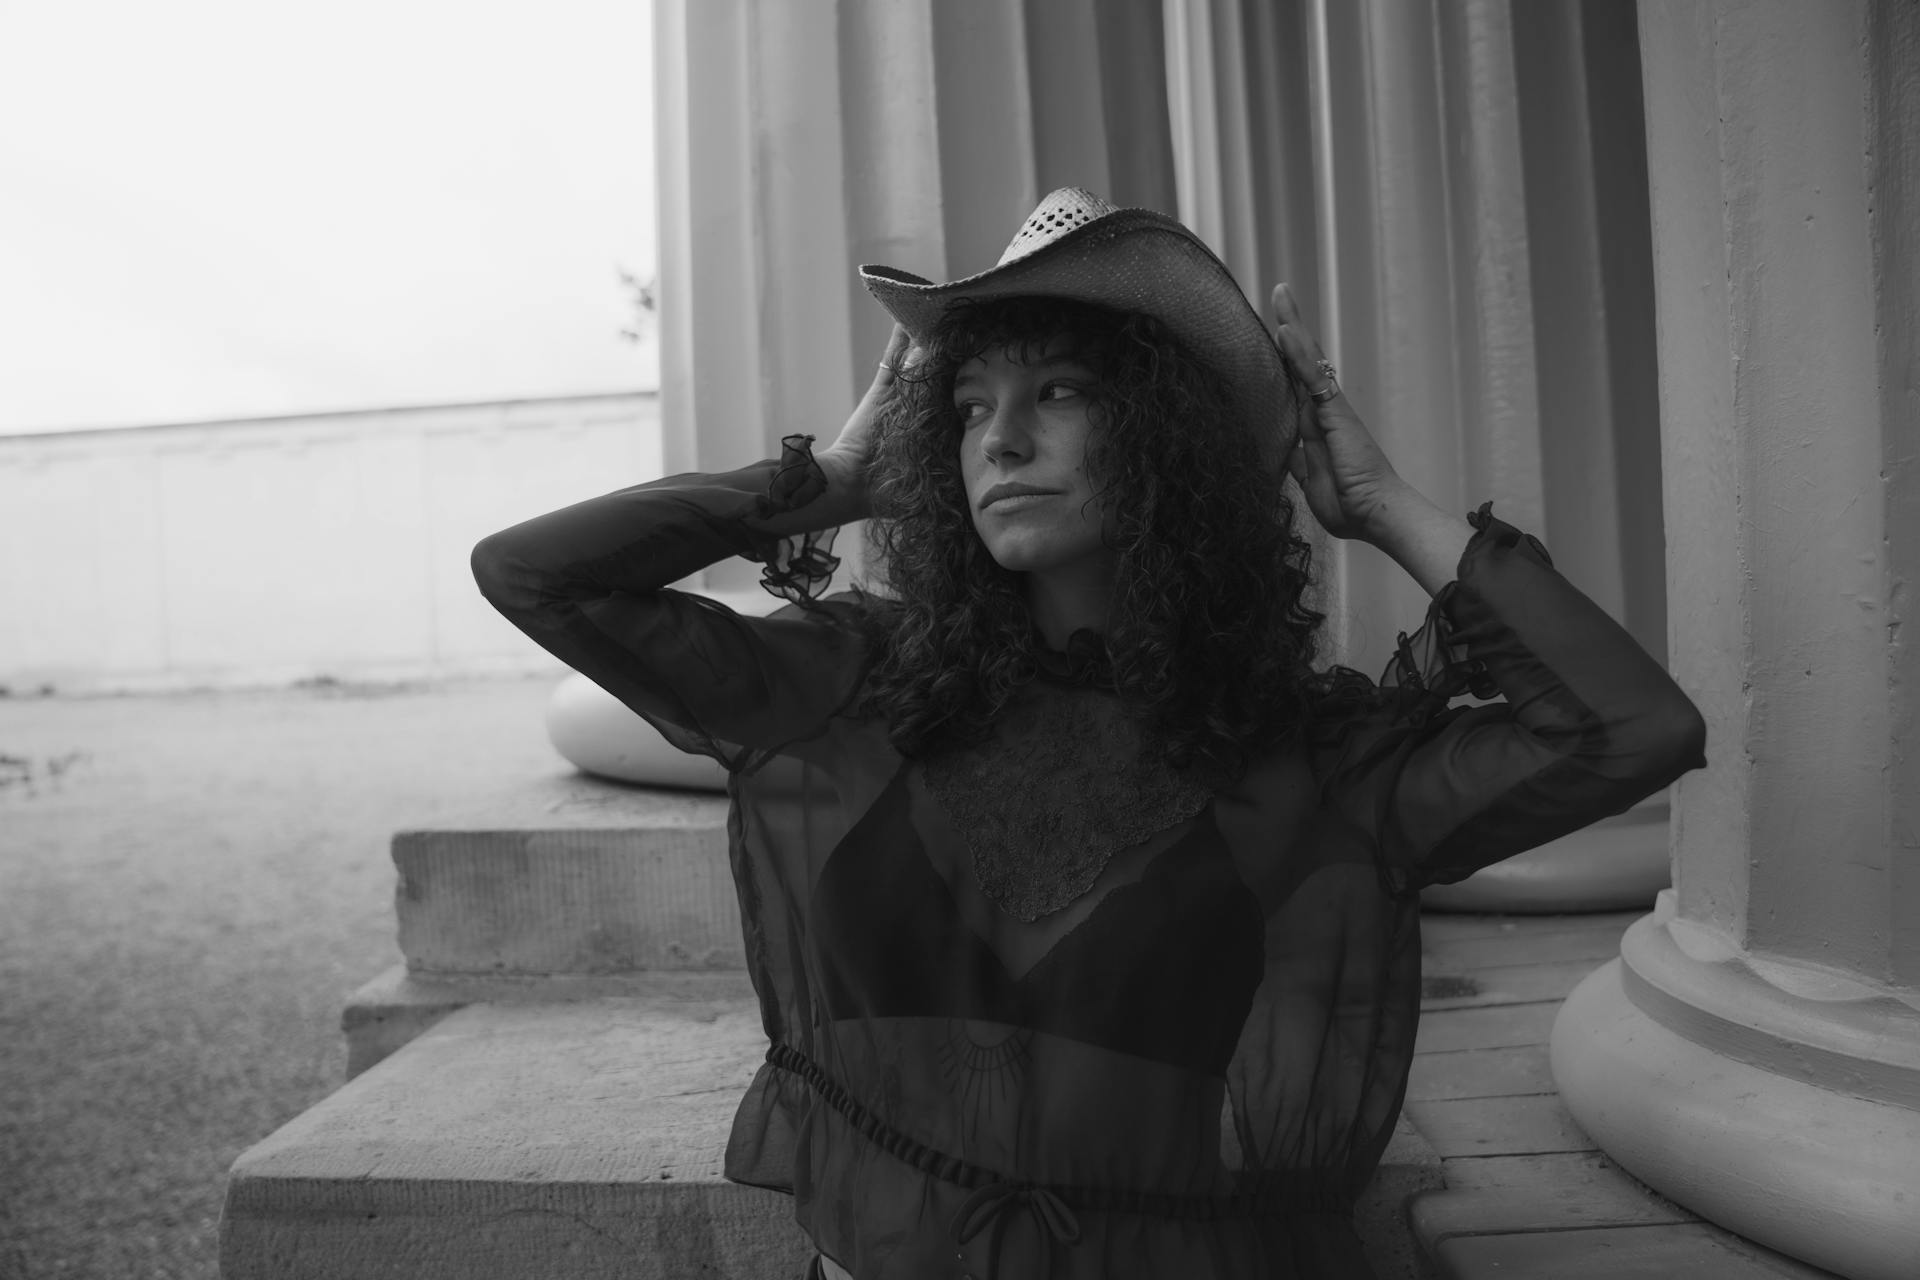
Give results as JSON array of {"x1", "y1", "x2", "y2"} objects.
[
  {"x1": 469, "y1": 434, "x2": 868, "y2": 772},
  {"x1": 1316, "y1": 501, "x2": 1708, "y2": 896}
]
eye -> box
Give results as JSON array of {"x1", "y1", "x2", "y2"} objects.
[
  {"x1": 954, "y1": 399, "x2": 990, "y2": 427},
  {"x1": 1039, "y1": 380, "x2": 1087, "y2": 406}
]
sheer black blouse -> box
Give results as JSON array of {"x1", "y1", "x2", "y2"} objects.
[{"x1": 471, "y1": 440, "x2": 1708, "y2": 1280}]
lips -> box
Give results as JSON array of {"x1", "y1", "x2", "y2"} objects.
[{"x1": 980, "y1": 481, "x2": 1061, "y2": 510}]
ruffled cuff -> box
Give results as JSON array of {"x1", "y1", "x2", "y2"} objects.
[
  {"x1": 1377, "y1": 501, "x2": 1526, "y2": 723},
  {"x1": 749, "y1": 433, "x2": 842, "y2": 607}
]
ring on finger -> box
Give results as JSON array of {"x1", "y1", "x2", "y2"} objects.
[{"x1": 1309, "y1": 358, "x2": 1340, "y2": 404}]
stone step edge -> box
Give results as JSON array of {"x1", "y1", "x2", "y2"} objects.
[
  {"x1": 224, "y1": 997, "x2": 802, "y2": 1280},
  {"x1": 239, "y1": 997, "x2": 1445, "y2": 1280},
  {"x1": 390, "y1": 823, "x2": 744, "y2": 976},
  {"x1": 341, "y1": 963, "x2": 757, "y2": 1078}
]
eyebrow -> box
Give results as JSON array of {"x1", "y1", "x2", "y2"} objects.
[{"x1": 952, "y1": 354, "x2": 1096, "y2": 391}]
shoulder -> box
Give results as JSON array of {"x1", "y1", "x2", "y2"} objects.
[
  {"x1": 1241, "y1": 665, "x2": 1432, "y2": 798},
  {"x1": 1300, "y1": 665, "x2": 1390, "y2": 747}
]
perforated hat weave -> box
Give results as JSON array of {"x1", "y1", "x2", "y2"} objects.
[{"x1": 860, "y1": 188, "x2": 1299, "y2": 469}]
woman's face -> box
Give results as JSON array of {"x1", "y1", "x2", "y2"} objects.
[{"x1": 954, "y1": 338, "x2": 1115, "y2": 578}]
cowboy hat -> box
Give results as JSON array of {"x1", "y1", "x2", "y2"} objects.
[{"x1": 858, "y1": 187, "x2": 1300, "y2": 469}]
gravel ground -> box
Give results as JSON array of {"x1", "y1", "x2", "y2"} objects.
[{"x1": 0, "y1": 675, "x2": 573, "y2": 1280}]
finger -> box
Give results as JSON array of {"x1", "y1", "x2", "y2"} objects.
[
  {"x1": 1269, "y1": 285, "x2": 1332, "y2": 434},
  {"x1": 1274, "y1": 322, "x2": 1342, "y2": 410},
  {"x1": 1270, "y1": 284, "x2": 1336, "y2": 379},
  {"x1": 1270, "y1": 282, "x2": 1296, "y2": 326},
  {"x1": 871, "y1": 325, "x2": 912, "y2": 387},
  {"x1": 1270, "y1": 282, "x2": 1316, "y2": 336},
  {"x1": 1272, "y1": 281, "x2": 1323, "y2": 336}
]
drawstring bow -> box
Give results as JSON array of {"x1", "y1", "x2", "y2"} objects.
[{"x1": 952, "y1": 1180, "x2": 1082, "y2": 1280}]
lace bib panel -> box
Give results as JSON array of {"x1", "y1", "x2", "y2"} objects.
[{"x1": 919, "y1": 681, "x2": 1216, "y2": 922}]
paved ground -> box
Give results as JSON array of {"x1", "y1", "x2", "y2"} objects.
[
  {"x1": 1409, "y1": 915, "x2": 1838, "y2": 1279},
  {"x1": 0, "y1": 675, "x2": 577, "y2": 1280}
]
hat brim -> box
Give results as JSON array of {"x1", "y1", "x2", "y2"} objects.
[{"x1": 859, "y1": 209, "x2": 1298, "y2": 470}]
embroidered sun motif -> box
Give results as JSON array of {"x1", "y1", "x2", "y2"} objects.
[
  {"x1": 920, "y1": 685, "x2": 1215, "y2": 922},
  {"x1": 936, "y1": 1021, "x2": 1033, "y2": 1150}
]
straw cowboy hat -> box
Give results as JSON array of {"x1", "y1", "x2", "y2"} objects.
[{"x1": 858, "y1": 187, "x2": 1303, "y2": 470}]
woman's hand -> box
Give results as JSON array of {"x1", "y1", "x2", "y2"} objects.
[
  {"x1": 816, "y1": 323, "x2": 915, "y2": 508},
  {"x1": 1272, "y1": 284, "x2": 1473, "y2": 593},
  {"x1": 1270, "y1": 283, "x2": 1404, "y2": 542}
]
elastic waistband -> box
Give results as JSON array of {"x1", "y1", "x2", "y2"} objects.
[{"x1": 765, "y1": 1042, "x2": 1353, "y2": 1221}]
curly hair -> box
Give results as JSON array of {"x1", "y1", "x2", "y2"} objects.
[{"x1": 857, "y1": 295, "x2": 1334, "y2": 778}]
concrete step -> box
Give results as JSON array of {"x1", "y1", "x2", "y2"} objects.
[
  {"x1": 223, "y1": 994, "x2": 805, "y2": 1280},
  {"x1": 342, "y1": 965, "x2": 756, "y2": 1078},
  {"x1": 226, "y1": 997, "x2": 1445, "y2": 1280},
  {"x1": 342, "y1": 771, "x2": 740, "y2": 1074},
  {"x1": 392, "y1": 773, "x2": 733, "y2": 976}
]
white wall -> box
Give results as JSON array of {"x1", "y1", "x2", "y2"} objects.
[{"x1": 0, "y1": 393, "x2": 661, "y2": 692}]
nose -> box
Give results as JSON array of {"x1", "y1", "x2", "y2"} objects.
[{"x1": 977, "y1": 400, "x2": 1036, "y2": 465}]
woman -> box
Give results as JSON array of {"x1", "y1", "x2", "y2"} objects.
[{"x1": 472, "y1": 188, "x2": 1707, "y2": 1279}]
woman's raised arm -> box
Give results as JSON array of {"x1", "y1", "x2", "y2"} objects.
[
  {"x1": 1269, "y1": 282, "x2": 1705, "y2": 890},
  {"x1": 467, "y1": 325, "x2": 914, "y2": 768},
  {"x1": 1345, "y1": 504, "x2": 1707, "y2": 894}
]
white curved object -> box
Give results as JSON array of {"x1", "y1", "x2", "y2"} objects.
[
  {"x1": 544, "y1": 673, "x2": 728, "y2": 790},
  {"x1": 1552, "y1": 896, "x2": 1920, "y2": 1280},
  {"x1": 1421, "y1": 796, "x2": 1670, "y2": 914}
]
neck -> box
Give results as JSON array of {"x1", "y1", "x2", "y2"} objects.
[{"x1": 1024, "y1": 559, "x2": 1118, "y2": 649}]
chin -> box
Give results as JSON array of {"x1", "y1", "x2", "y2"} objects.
[
  {"x1": 979, "y1": 532, "x2": 1099, "y2": 575},
  {"x1": 983, "y1": 543, "x2": 1044, "y2": 573},
  {"x1": 976, "y1": 529, "x2": 1042, "y2": 571}
]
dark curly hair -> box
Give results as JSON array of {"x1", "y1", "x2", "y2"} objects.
[{"x1": 857, "y1": 295, "x2": 1335, "y2": 779}]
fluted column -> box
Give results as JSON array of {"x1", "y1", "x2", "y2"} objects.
[
  {"x1": 1551, "y1": 3, "x2": 1920, "y2": 1275},
  {"x1": 654, "y1": 0, "x2": 861, "y2": 594},
  {"x1": 1420, "y1": 0, "x2": 1672, "y2": 910},
  {"x1": 1164, "y1": 0, "x2": 1670, "y2": 908}
]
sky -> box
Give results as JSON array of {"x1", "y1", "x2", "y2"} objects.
[{"x1": 0, "y1": 0, "x2": 656, "y2": 434}]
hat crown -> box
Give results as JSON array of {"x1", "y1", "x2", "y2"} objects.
[{"x1": 994, "y1": 187, "x2": 1119, "y2": 267}]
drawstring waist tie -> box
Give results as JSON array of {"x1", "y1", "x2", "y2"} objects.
[
  {"x1": 765, "y1": 1043, "x2": 1352, "y2": 1280},
  {"x1": 951, "y1": 1181, "x2": 1082, "y2": 1280}
]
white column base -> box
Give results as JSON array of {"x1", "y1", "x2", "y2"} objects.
[{"x1": 1550, "y1": 893, "x2": 1920, "y2": 1280}]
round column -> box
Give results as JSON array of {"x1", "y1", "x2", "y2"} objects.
[{"x1": 1551, "y1": 3, "x2": 1920, "y2": 1276}]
